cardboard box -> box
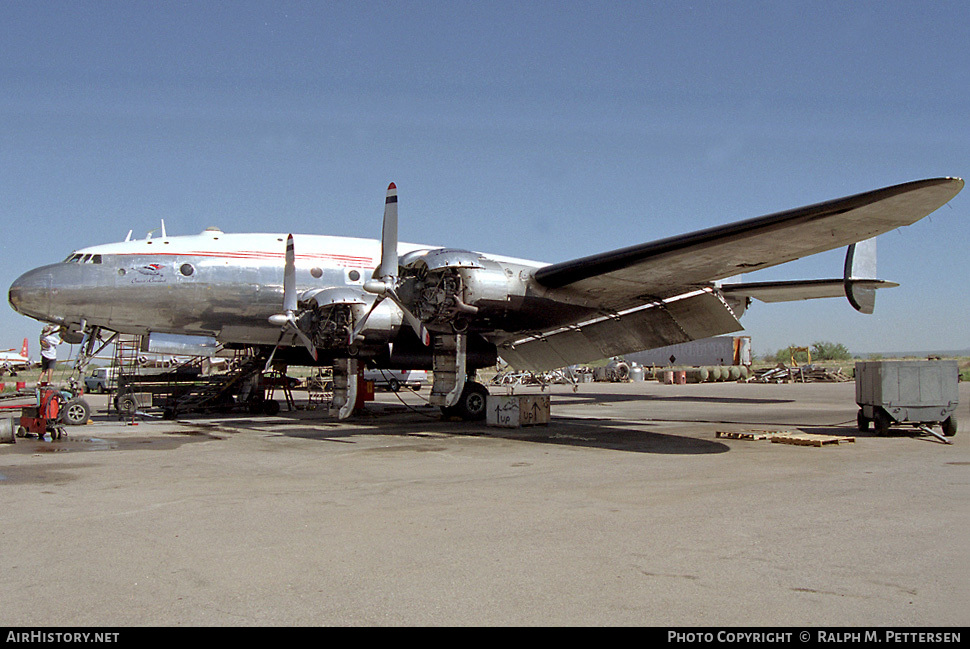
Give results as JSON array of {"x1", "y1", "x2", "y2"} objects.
[{"x1": 486, "y1": 394, "x2": 550, "y2": 428}]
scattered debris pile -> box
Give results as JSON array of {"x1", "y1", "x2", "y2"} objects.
[
  {"x1": 490, "y1": 368, "x2": 580, "y2": 387},
  {"x1": 748, "y1": 363, "x2": 852, "y2": 383}
]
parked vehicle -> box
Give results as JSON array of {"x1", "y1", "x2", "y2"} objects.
[
  {"x1": 84, "y1": 366, "x2": 120, "y2": 393},
  {"x1": 363, "y1": 369, "x2": 427, "y2": 392}
]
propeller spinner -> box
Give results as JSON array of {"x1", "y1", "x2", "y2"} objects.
[{"x1": 350, "y1": 183, "x2": 430, "y2": 346}]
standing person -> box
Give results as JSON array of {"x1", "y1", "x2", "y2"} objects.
[{"x1": 38, "y1": 325, "x2": 61, "y2": 385}]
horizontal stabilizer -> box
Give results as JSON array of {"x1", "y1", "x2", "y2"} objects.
[
  {"x1": 720, "y1": 278, "x2": 898, "y2": 304},
  {"x1": 719, "y1": 236, "x2": 894, "y2": 314}
]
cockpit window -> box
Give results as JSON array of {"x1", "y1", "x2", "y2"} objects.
[{"x1": 63, "y1": 253, "x2": 103, "y2": 264}]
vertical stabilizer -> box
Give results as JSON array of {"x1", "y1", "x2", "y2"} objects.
[{"x1": 844, "y1": 238, "x2": 877, "y2": 314}]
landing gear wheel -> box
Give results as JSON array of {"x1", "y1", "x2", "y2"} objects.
[
  {"x1": 262, "y1": 399, "x2": 281, "y2": 416},
  {"x1": 942, "y1": 415, "x2": 957, "y2": 437},
  {"x1": 441, "y1": 382, "x2": 489, "y2": 421},
  {"x1": 61, "y1": 398, "x2": 91, "y2": 426}
]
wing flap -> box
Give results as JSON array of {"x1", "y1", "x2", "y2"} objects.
[
  {"x1": 532, "y1": 178, "x2": 962, "y2": 310},
  {"x1": 498, "y1": 289, "x2": 743, "y2": 372}
]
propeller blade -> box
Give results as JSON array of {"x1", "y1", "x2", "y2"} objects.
[
  {"x1": 356, "y1": 183, "x2": 429, "y2": 347},
  {"x1": 267, "y1": 234, "x2": 318, "y2": 363},
  {"x1": 385, "y1": 289, "x2": 430, "y2": 346},
  {"x1": 348, "y1": 296, "x2": 385, "y2": 345},
  {"x1": 263, "y1": 348, "x2": 278, "y2": 373},
  {"x1": 264, "y1": 331, "x2": 285, "y2": 372},
  {"x1": 377, "y1": 183, "x2": 398, "y2": 281},
  {"x1": 288, "y1": 313, "x2": 318, "y2": 361},
  {"x1": 283, "y1": 234, "x2": 297, "y2": 313}
]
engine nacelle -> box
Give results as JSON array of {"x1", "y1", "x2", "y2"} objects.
[
  {"x1": 299, "y1": 287, "x2": 401, "y2": 350},
  {"x1": 399, "y1": 248, "x2": 528, "y2": 333}
]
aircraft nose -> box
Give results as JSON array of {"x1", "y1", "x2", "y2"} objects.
[{"x1": 8, "y1": 267, "x2": 51, "y2": 321}]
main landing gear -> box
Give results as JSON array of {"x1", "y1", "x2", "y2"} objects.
[
  {"x1": 440, "y1": 381, "x2": 489, "y2": 421},
  {"x1": 330, "y1": 333, "x2": 490, "y2": 422}
]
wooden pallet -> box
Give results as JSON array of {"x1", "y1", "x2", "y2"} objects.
[
  {"x1": 716, "y1": 429, "x2": 797, "y2": 441},
  {"x1": 770, "y1": 432, "x2": 855, "y2": 447},
  {"x1": 716, "y1": 429, "x2": 855, "y2": 446}
]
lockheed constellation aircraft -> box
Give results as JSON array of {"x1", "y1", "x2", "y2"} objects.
[{"x1": 8, "y1": 178, "x2": 963, "y2": 419}]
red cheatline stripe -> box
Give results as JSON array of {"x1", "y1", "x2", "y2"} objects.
[{"x1": 109, "y1": 250, "x2": 374, "y2": 264}]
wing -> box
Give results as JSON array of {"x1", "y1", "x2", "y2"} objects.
[
  {"x1": 498, "y1": 178, "x2": 962, "y2": 371},
  {"x1": 532, "y1": 177, "x2": 963, "y2": 311}
]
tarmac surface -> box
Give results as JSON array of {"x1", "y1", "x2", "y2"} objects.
[{"x1": 1, "y1": 379, "x2": 967, "y2": 627}]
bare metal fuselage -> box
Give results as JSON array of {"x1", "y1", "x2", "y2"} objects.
[{"x1": 7, "y1": 229, "x2": 562, "y2": 368}]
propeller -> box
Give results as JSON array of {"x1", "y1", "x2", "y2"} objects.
[
  {"x1": 266, "y1": 234, "x2": 318, "y2": 370},
  {"x1": 349, "y1": 183, "x2": 430, "y2": 346}
]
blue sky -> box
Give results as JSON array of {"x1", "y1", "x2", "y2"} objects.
[{"x1": 1, "y1": 1, "x2": 967, "y2": 360}]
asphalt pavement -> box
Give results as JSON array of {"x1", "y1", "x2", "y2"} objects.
[{"x1": 1, "y1": 380, "x2": 967, "y2": 626}]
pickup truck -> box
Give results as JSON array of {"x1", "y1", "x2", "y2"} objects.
[{"x1": 84, "y1": 367, "x2": 119, "y2": 393}]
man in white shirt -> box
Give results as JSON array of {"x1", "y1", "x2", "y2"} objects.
[{"x1": 38, "y1": 325, "x2": 61, "y2": 385}]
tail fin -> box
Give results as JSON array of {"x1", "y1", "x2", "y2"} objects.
[
  {"x1": 844, "y1": 237, "x2": 877, "y2": 314},
  {"x1": 20, "y1": 338, "x2": 28, "y2": 358}
]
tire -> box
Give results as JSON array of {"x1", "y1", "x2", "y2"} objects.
[
  {"x1": 387, "y1": 378, "x2": 401, "y2": 393},
  {"x1": 117, "y1": 392, "x2": 138, "y2": 417},
  {"x1": 941, "y1": 415, "x2": 957, "y2": 437},
  {"x1": 262, "y1": 399, "x2": 281, "y2": 416},
  {"x1": 441, "y1": 382, "x2": 489, "y2": 421},
  {"x1": 857, "y1": 410, "x2": 870, "y2": 432},
  {"x1": 61, "y1": 398, "x2": 90, "y2": 426},
  {"x1": 873, "y1": 409, "x2": 892, "y2": 436}
]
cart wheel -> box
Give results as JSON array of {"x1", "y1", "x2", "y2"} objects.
[
  {"x1": 61, "y1": 398, "x2": 90, "y2": 426},
  {"x1": 857, "y1": 410, "x2": 870, "y2": 432},
  {"x1": 941, "y1": 415, "x2": 957, "y2": 437},
  {"x1": 873, "y1": 409, "x2": 892, "y2": 436},
  {"x1": 117, "y1": 391, "x2": 138, "y2": 417},
  {"x1": 15, "y1": 426, "x2": 27, "y2": 438}
]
